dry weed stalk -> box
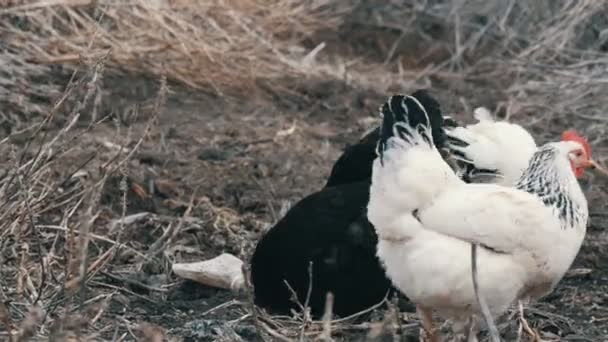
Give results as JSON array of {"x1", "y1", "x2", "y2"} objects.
[
  {"x1": 14, "y1": 305, "x2": 42, "y2": 342},
  {"x1": 0, "y1": 50, "x2": 168, "y2": 338},
  {"x1": 2, "y1": 0, "x2": 608, "y2": 133},
  {"x1": 427, "y1": 1, "x2": 608, "y2": 137}
]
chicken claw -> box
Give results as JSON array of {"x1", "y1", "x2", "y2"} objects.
[
  {"x1": 417, "y1": 305, "x2": 440, "y2": 342},
  {"x1": 518, "y1": 301, "x2": 544, "y2": 342}
]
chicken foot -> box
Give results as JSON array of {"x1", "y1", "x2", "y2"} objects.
[
  {"x1": 417, "y1": 305, "x2": 440, "y2": 342},
  {"x1": 463, "y1": 317, "x2": 479, "y2": 342},
  {"x1": 518, "y1": 301, "x2": 544, "y2": 342}
]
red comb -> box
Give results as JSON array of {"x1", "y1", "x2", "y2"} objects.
[{"x1": 562, "y1": 130, "x2": 591, "y2": 157}]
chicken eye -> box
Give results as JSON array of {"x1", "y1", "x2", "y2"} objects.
[{"x1": 575, "y1": 151, "x2": 583, "y2": 158}]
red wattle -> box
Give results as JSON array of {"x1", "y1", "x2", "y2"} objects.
[{"x1": 570, "y1": 160, "x2": 584, "y2": 178}]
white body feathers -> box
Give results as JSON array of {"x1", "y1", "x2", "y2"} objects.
[{"x1": 445, "y1": 107, "x2": 538, "y2": 186}]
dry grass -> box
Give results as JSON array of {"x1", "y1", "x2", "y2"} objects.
[
  {"x1": 1, "y1": 1, "x2": 352, "y2": 108},
  {"x1": 0, "y1": 55, "x2": 164, "y2": 340},
  {"x1": 1, "y1": 0, "x2": 608, "y2": 340},
  {"x1": 2, "y1": 1, "x2": 608, "y2": 132}
]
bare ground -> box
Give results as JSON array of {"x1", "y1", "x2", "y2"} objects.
[
  {"x1": 2, "y1": 2, "x2": 608, "y2": 341},
  {"x1": 2, "y1": 71, "x2": 606, "y2": 341}
]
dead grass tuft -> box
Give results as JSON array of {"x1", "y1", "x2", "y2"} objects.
[
  {"x1": 0, "y1": 51, "x2": 176, "y2": 339},
  {"x1": 1, "y1": 1, "x2": 353, "y2": 108},
  {"x1": 2, "y1": 1, "x2": 608, "y2": 134}
]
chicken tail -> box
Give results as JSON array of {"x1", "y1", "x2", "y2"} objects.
[
  {"x1": 375, "y1": 94, "x2": 435, "y2": 164},
  {"x1": 444, "y1": 125, "x2": 500, "y2": 183},
  {"x1": 444, "y1": 110, "x2": 537, "y2": 185},
  {"x1": 368, "y1": 94, "x2": 459, "y2": 240},
  {"x1": 472, "y1": 107, "x2": 494, "y2": 122}
]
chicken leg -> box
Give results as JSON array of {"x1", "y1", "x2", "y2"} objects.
[
  {"x1": 463, "y1": 317, "x2": 479, "y2": 342},
  {"x1": 452, "y1": 316, "x2": 479, "y2": 342},
  {"x1": 518, "y1": 301, "x2": 543, "y2": 342},
  {"x1": 417, "y1": 305, "x2": 440, "y2": 342}
]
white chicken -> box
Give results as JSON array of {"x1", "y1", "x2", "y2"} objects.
[
  {"x1": 445, "y1": 107, "x2": 538, "y2": 186},
  {"x1": 367, "y1": 95, "x2": 607, "y2": 341}
]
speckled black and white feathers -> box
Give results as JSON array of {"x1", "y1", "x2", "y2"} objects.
[{"x1": 515, "y1": 145, "x2": 585, "y2": 229}]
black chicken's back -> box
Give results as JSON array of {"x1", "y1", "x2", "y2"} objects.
[{"x1": 250, "y1": 180, "x2": 397, "y2": 317}]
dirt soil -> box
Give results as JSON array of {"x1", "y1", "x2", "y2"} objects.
[{"x1": 17, "y1": 70, "x2": 601, "y2": 342}]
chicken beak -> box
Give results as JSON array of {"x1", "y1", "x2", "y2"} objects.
[{"x1": 587, "y1": 159, "x2": 608, "y2": 177}]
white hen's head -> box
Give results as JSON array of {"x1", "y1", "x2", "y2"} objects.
[
  {"x1": 561, "y1": 130, "x2": 594, "y2": 178},
  {"x1": 517, "y1": 131, "x2": 601, "y2": 184},
  {"x1": 515, "y1": 131, "x2": 607, "y2": 229}
]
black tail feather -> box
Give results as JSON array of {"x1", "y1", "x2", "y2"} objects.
[
  {"x1": 442, "y1": 116, "x2": 460, "y2": 129},
  {"x1": 444, "y1": 127, "x2": 501, "y2": 181},
  {"x1": 446, "y1": 134, "x2": 470, "y2": 148},
  {"x1": 376, "y1": 91, "x2": 438, "y2": 163}
]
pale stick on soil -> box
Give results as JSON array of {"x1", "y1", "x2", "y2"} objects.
[{"x1": 172, "y1": 253, "x2": 245, "y2": 290}]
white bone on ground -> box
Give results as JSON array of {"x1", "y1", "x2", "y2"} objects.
[{"x1": 172, "y1": 253, "x2": 245, "y2": 290}]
